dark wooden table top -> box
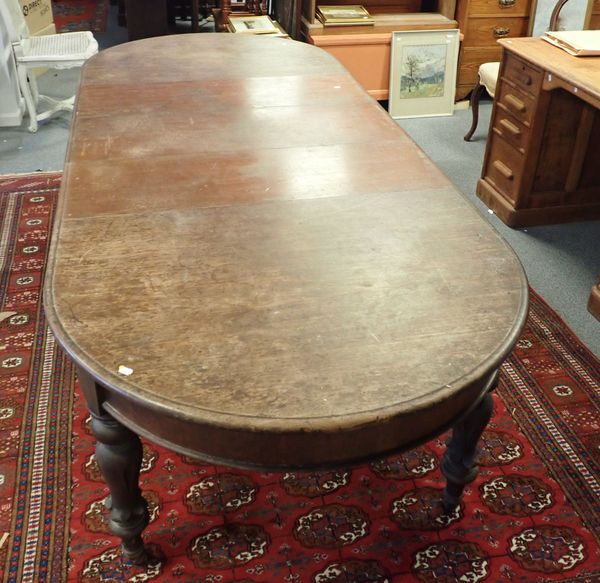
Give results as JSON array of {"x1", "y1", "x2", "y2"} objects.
[{"x1": 44, "y1": 34, "x2": 528, "y2": 469}]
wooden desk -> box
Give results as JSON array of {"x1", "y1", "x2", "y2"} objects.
[
  {"x1": 44, "y1": 35, "x2": 527, "y2": 562},
  {"x1": 477, "y1": 37, "x2": 600, "y2": 228}
]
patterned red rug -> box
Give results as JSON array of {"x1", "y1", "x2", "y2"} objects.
[
  {"x1": 52, "y1": 0, "x2": 109, "y2": 33},
  {"x1": 1, "y1": 173, "x2": 599, "y2": 582}
]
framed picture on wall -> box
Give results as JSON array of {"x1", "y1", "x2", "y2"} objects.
[{"x1": 389, "y1": 29, "x2": 460, "y2": 119}]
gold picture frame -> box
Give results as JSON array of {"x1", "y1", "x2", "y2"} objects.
[{"x1": 389, "y1": 29, "x2": 459, "y2": 119}]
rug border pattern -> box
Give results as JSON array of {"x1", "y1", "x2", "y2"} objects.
[{"x1": 1, "y1": 174, "x2": 73, "y2": 583}]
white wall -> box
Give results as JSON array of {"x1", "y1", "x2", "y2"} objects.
[
  {"x1": 0, "y1": 22, "x2": 24, "y2": 127},
  {"x1": 532, "y1": 0, "x2": 589, "y2": 36}
]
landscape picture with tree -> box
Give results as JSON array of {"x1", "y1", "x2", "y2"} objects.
[{"x1": 389, "y1": 29, "x2": 459, "y2": 119}]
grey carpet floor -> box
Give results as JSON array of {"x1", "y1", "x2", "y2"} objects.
[{"x1": 0, "y1": 10, "x2": 598, "y2": 356}]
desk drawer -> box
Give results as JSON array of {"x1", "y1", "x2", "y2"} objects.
[
  {"x1": 485, "y1": 134, "x2": 524, "y2": 204},
  {"x1": 496, "y1": 80, "x2": 536, "y2": 126},
  {"x1": 463, "y1": 17, "x2": 529, "y2": 48},
  {"x1": 492, "y1": 110, "x2": 528, "y2": 153},
  {"x1": 502, "y1": 53, "x2": 543, "y2": 94}
]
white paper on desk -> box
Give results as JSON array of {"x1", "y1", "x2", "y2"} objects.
[{"x1": 542, "y1": 30, "x2": 600, "y2": 56}]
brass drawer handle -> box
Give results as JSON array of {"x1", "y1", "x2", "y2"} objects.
[
  {"x1": 493, "y1": 160, "x2": 514, "y2": 180},
  {"x1": 499, "y1": 0, "x2": 516, "y2": 6},
  {"x1": 494, "y1": 26, "x2": 510, "y2": 37},
  {"x1": 505, "y1": 93, "x2": 526, "y2": 112},
  {"x1": 499, "y1": 118, "x2": 521, "y2": 136}
]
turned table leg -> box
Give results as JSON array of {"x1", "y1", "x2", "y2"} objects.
[
  {"x1": 90, "y1": 411, "x2": 150, "y2": 564},
  {"x1": 440, "y1": 377, "x2": 496, "y2": 511}
]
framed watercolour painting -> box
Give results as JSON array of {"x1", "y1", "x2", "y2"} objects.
[{"x1": 389, "y1": 29, "x2": 459, "y2": 119}]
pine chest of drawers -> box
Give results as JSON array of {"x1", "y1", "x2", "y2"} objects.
[
  {"x1": 588, "y1": 0, "x2": 600, "y2": 28},
  {"x1": 455, "y1": 0, "x2": 533, "y2": 100}
]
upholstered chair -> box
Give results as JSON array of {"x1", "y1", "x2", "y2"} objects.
[
  {"x1": 463, "y1": 62, "x2": 500, "y2": 141},
  {"x1": 464, "y1": 0, "x2": 571, "y2": 141}
]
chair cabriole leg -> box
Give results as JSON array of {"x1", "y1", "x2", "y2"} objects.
[{"x1": 464, "y1": 81, "x2": 486, "y2": 142}]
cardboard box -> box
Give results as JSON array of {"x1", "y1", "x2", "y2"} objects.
[
  {"x1": 18, "y1": 0, "x2": 54, "y2": 35},
  {"x1": 36, "y1": 21, "x2": 57, "y2": 36},
  {"x1": 19, "y1": 3, "x2": 55, "y2": 76}
]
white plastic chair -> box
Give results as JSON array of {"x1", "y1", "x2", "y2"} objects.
[{"x1": 0, "y1": 0, "x2": 98, "y2": 132}]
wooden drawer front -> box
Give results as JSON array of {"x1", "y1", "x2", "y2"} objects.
[
  {"x1": 463, "y1": 17, "x2": 529, "y2": 47},
  {"x1": 497, "y1": 81, "x2": 536, "y2": 126},
  {"x1": 456, "y1": 83, "x2": 476, "y2": 101},
  {"x1": 492, "y1": 111, "x2": 528, "y2": 153},
  {"x1": 502, "y1": 53, "x2": 543, "y2": 94},
  {"x1": 458, "y1": 46, "x2": 503, "y2": 88},
  {"x1": 468, "y1": 0, "x2": 532, "y2": 17},
  {"x1": 485, "y1": 134, "x2": 524, "y2": 204}
]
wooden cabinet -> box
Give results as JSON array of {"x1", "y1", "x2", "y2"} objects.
[
  {"x1": 454, "y1": 0, "x2": 533, "y2": 100},
  {"x1": 302, "y1": 0, "x2": 458, "y2": 100},
  {"x1": 586, "y1": 0, "x2": 600, "y2": 28}
]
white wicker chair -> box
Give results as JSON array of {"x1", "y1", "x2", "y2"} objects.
[{"x1": 0, "y1": 0, "x2": 98, "y2": 132}]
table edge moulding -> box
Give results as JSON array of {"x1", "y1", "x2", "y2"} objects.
[{"x1": 43, "y1": 34, "x2": 529, "y2": 564}]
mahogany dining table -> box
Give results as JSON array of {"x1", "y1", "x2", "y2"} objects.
[{"x1": 44, "y1": 34, "x2": 528, "y2": 563}]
